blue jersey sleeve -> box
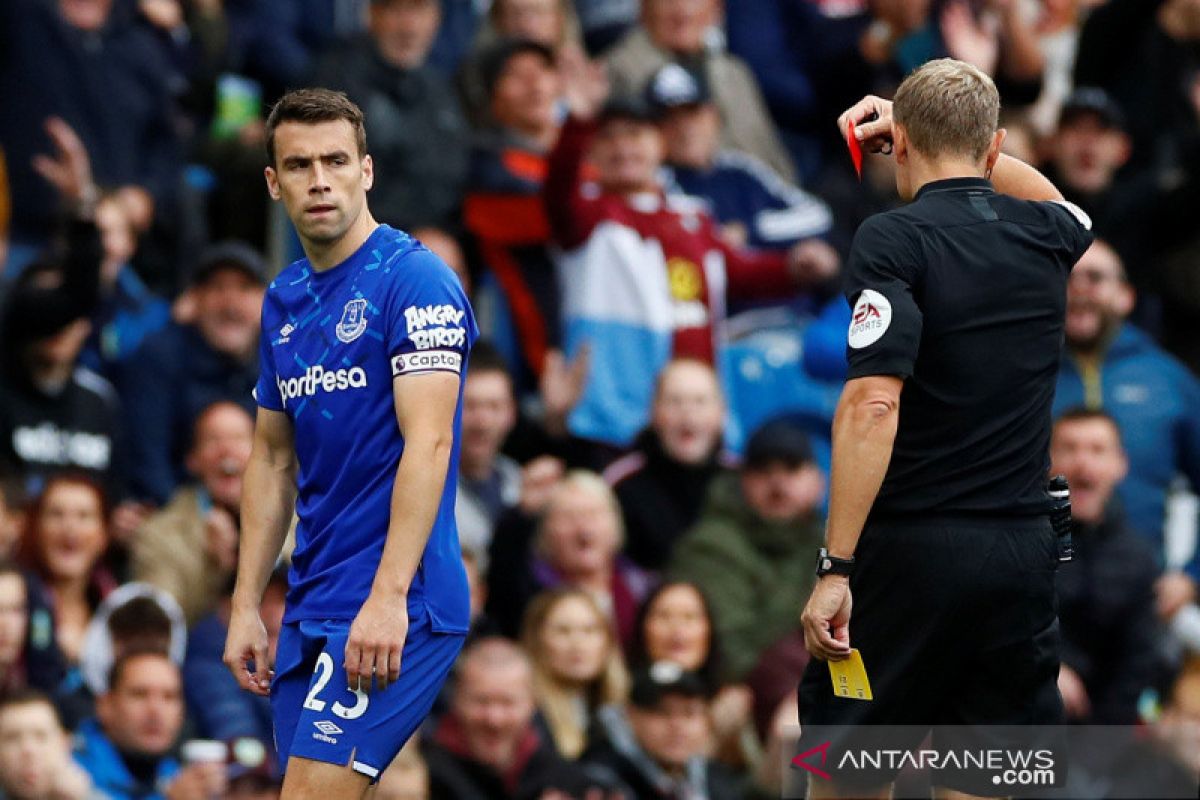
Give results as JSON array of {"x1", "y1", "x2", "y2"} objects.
[
  {"x1": 254, "y1": 296, "x2": 285, "y2": 411},
  {"x1": 386, "y1": 248, "x2": 478, "y2": 379}
]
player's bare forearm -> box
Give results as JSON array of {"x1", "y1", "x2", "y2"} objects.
[
  {"x1": 232, "y1": 408, "x2": 297, "y2": 612},
  {"x1": 825, "y1": 376, "x2": 902, "y2": 558},
  {"x1": 990, "y1": 154, "x2": 1063, "y2": 202}
]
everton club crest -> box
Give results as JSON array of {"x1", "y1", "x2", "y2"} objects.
[{"x1": 336, "y1": 298, "x2": 369, "y2": 343}]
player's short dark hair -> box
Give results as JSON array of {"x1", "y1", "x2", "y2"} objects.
[
  {"x1": 107, "y1": 646, "x2": 177, "y2": 693},
  {"x1": 0, "y1": 688, "x2": 63, "y2": 727},
  {"x1": 1054, "y1": 407, "x2": 1123, "y2": 442},
  {"x1": 266, "y1": 88, "x2": 368, "y2": 167},
  {"x1": 108, "y1": 596, "x2": 173, "y2": 644}
]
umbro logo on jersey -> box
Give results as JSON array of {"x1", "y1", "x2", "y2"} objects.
[{"x1": 278, "y1": 322, "x2": 295, "y2": 344}]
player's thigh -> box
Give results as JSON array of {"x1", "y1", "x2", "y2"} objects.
[
  {"x1": 281, "y1": 755, "x2": 370, "y2": 800},
  {"x1": 286, "y1": 610, "x2": 465, "y2": 780}
]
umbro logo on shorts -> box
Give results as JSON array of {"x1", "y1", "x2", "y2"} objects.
[{"x1": 312, "y1": 720, "x2": 343, "y2": 744}]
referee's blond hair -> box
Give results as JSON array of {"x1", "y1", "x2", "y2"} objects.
[{"x1": 893, "y1": 58, "x2": 1000, "y2": 162}]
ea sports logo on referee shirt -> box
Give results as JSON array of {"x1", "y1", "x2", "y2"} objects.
[
  {"x1": 276, "y1": 364, "x2": 367, "y2": 406},
  {"x1": 848, "y1": 290, "x2": 892, "y2": 349}
]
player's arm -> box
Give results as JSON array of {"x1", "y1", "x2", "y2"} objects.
[
  {"x1": 344, "y1": 371, "x2": 460, "y2": 694},
  {"x1": 225, "y1": 407, "x2": 296, "y2": 696}
]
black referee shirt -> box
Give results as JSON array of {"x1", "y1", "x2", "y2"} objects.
[{"x1": 844, "y1": 177, "x2": 1094, "y2": 516}]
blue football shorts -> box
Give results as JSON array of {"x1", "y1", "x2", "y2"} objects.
[{"x1": 270, "y1": 602, "x2": 465, "y2": 781}]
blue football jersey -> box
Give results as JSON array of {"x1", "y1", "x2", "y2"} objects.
[{"x1": 254, "y1": 225, "x2": 476, "y2": 632}]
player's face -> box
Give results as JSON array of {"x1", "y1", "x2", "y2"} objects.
[
  {"x1": 1050, "y1": 418, "x2": 1127, "y2": 525},
  {"x1": 494, "y1": 0, "x2": 563, "y2": 45},
  {"x1": 659, "y1": 104, "x2": 720, "y2": 170},
  {"x1": 592, "y1": 118, "x2": 664, "y2": 195},
  {"x1": 628, "y1": 695, "x2": 710, "y2": 770},
  {"x1": 538, "y1": 596, "x2": 610, "y2": 685},
  {"x1": 643, "y1": 584, "x2": 711, "y2": 672},
  {"x1": 1065, "y1": 242, "x2": 1131, "y2": 350},
  {"x1": 0, "y1": 703, "x2": 68, "y2": 799},
  {"x1": 541, "y1": 484, "x2": 621, "y2": 577},
  {"x1": 187, "y1": 403, "x2": 254, "y2": 510},
  {"x1": 652, "y1": 361, "x2": 723, "y2": 466},
  {"x1": 266, "y1": 120, "x2": 373, "y2": 249},
  {"x1": 99, "y1": 656, "x2": 184, "y2": 757},
  {"x1": 1053, "y1": 116, "x2": 1129, "y2": 195},
  {"x1": 491, "y1": 53, "x2": 561, "y2": 137},
  {"x1": 37, "y1": 483, "x2": 106, "y2": 584},
  {"x1": 454, "y1": 660, "x2": 536, "y2": 769},
  {"x1": 461, "y1": 371, "x2": 517, "y2": 474},
  {"x1": 740, "y1": 462, "x2": 823, "y2": 523},
  {"x1": 0, "y1": 574, "x2": 28, "y2": 669}
]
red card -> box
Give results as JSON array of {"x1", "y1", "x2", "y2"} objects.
[{"x1": 847, "y1": 119, "x2": 863, "y2": 180}]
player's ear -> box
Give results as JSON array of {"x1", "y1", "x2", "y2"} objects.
[
  {"x1": 984, "y1": 128, "x2": 1006, "y2": 178},
  {"x1": 892, "y1": 123, "x2": 908, "y2": 165},
  {"x1": 361, "y1": 154, "x2": 374, "y2": 191},
  {"x1": 264, "y1": 166, "x2": 281, "y2": 201}
]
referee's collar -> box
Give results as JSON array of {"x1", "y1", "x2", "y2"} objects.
[{"x1": 914, "y1": 176, "x2": 994, "y2": 199}]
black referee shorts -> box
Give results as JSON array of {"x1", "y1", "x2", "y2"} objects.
[{"x1": 798, "y1": 514, "x2": 1063, "y2": 782}]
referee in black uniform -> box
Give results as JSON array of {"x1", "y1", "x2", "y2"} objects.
[{"x1": 798, "y1": 59, "x2": 1093, "y2": 798}]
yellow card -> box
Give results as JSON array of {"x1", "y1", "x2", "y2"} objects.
[{"x1": 828, "y1": 648, "x2": 873, "y2": 701}]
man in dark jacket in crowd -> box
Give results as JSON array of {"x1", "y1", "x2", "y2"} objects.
[
  {"x1": 603, "y1": 359, "x2": 730, "y2": 571},
  {"x1": 116, "y1": 243, "x2": 264, "y2": 506},
  {"x1": 1051, "y1": 408, "x2": 1162, "y2": 724},
  {"x1": 313, "y1": 0, "x2": 469, "y2": 234},
  {"x1": 583, "y1": 662, "x2": 746, "y2": 799},
  {"x1": 424, "y1": 637, "x2": 569, "y2": 799},
  {"x1": 0, "y1": 0, "x2": 181, "y2": 271}
]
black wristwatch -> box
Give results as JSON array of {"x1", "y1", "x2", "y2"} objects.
[{"x1": 815, "y1": 547, "x2": 855, "y2": 578}]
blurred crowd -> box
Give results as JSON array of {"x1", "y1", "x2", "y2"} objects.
[{"x1": 1, "y1": 0, "x2": 1200, "y2": 798}]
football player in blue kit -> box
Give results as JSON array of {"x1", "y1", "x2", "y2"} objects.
[{"x1": 223, "y1": 88, "x2": 477, "y2": 798}]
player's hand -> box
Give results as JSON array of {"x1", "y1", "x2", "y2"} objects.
[
  {"x1": 223, "y1": 606, "x2": 273, "y2": 696},
  {"x1": 837, "y1": 95, "x2": 894, "y2": 155},
  {"x1": 559, "y1": 44, "x2": 609, "y2": 120},
  {"x1": 346, "y1": 592, "x2": 408, "y2": 693},
  {"x1": 1155, "y1": 570, "x2": 1197, "y2": 620},
  {"x1": 801, "y1": 575, "x2": 853, "y2": 661}
]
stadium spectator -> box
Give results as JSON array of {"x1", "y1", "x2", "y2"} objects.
[
  {"x1": 17, "y1": 476, "x2": 115, "y2": 666},
  {"x1": 603, "y1": 359, "x2": 728, "y2": 571},
  {"x1": 487, "y1": 471, "x2": 653, "y2": 644},
  {"x1": 0, "y1": 468, "x2": 19, "y2": 558},
  {"x1": 239, "y1": 0, "x2": 365, "y2": 103},
  {"x1": 582, "y1": 661, "x2": 746, "y2": 798},
  {"x1": 574, "y1": 0, "x2": 638, "y2": 54},
  {"x1": 74, "y1": 650, "x2": 226, "y2": 800},
  {"x1": 1051, "y1": 409, "x2": 1162, "y2": 724},
  {"x1": 457, "y1": 1, "x2": 580, "y2": 127},
  {"x1": 1074, "y1": 0, "x2": 1200, "y2": 171},
  {"x1": 604, "y1": 0, "x2": 795, "y2": 181},
  {"x1": 0, "y1": 690, "x2": 98, "y2": 800},
  {"x1": 183, "y1": 568, "x2": 287, "y2": 748},
  {"x1": 0, "y1": 560, "x2": 67, "y2": 697},
  {"x1": 132, "y1": 401, "x2": 253, "y2": 623},
  {"x1": 375, "y1": 742, "x2": 430, "y2": 800},
  {"x1": 652, "y1": 63, "x2": 835, "y2": 259},
  {"x1": 423, "y1": 637, "x2": 568, "y2": 799},
  {"x1": 61, "y1": 584, "x2": 187, "y2": 730},
  {"x1": 116, "y1": 242, "x2": 264, "y2": 506},
  {"x1": 314, "y1": 0, "x2": 470, "y2": 234},
  {"x1": 463, "y1": 39, "x2": 564, "y2": 386},
  {"x1": 669, "y1": 419, "x2": 825, "y2": 683},
  {"x1": 0, "y1": 0, "x2": 181, "y2": 272},
  {"x1": 627, "y1": 581, "x2": 757, "y2": 766},
  {"x1": 456, "y1": 344, "x2": 522, "y2": 557},
  {"x1": 1052, "y1": 240, "x2": 1200, "y2": 622},
  {"x1": 547, "y1": 55, "x2": 834, "y2": 447},
  {"x1": 520, "y1": 588, "x2": 629, "y2": 759}
]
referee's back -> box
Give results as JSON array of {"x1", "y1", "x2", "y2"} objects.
[{"x1": 844, "y1": 176, "x2": 1094, "y2": 517}]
